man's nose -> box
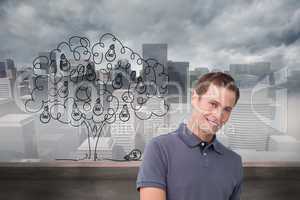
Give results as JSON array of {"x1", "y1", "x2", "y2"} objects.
[{"x1": 213, "y1": 107, "x2": 224, "y2": 123}]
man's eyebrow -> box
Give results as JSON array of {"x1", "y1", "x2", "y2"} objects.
[
  {"x1": 207, "y1": 98, "x2": 233, "y2": 109},
  {"x1": 208, "y1": 99, "x2": 220, "y2": 104}
]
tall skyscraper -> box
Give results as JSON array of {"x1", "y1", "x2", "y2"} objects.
[
  {"x1": 0, "y1": 59, "x2": 15, "y2": 79},
  {"x1": 142, "y1": 44, "x2": 168, "y2": 96},
  {"x1": 167, "y1": 61, "x2": 189, "y2": 103},
  {"x1": 6, "y1": 59, "x2": 16, "y2": 80},
  {"x1": 5, "y1": 59, "x2": 16, "y2": 98},
  {"x1": 142, "y1": 44, "x2": 168, "y2": 69},
  {"x1": 0, "y1": 61, "x2": 7, "y2": 78}
]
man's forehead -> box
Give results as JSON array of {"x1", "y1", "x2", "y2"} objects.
[
  {"x1": 201, "y1": 84, "x2": 236, "y2": 104},
  {"x1": 202, "y1": 84, "x2": 228, "y2": 96}
]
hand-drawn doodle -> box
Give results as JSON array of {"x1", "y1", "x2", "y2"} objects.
[{"x1": 23, "y1": 33, "x2": 169, "y2": 161}]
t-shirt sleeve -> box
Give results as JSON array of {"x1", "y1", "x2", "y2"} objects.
[{"x1": 136, "y1": 137, "x2": 168, "y2": 192}]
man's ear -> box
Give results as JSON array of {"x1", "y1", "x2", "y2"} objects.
[
  {"x1": 191, "y1": 89, "x2": 198, "y2": 108},
  {"x1": 191, "y1": 89, "x2": 195, "y2": 97},
  {"x1": 191, "y1": 89, "x2": 198, "y2": 100}
]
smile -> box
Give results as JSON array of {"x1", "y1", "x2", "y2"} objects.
[{"x1": 206, "y1": 118, "x2": 219, "y2": 127}]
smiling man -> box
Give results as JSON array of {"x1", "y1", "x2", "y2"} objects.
[{"x1": 136, "y1": 72, "x2": 243, "y2": 200}]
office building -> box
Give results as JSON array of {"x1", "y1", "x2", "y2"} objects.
[
  {"x1": 167, "y1": 61, "x2": 189, "y2": 103},
  {"x1": 142, "y1": 44, "x2": 168, "y2": 96}
]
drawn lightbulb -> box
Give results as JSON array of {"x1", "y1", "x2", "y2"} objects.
[
  {"x1": 85, "y1": 63, "x2": 96, "y2": 81},
  {"x1": 135, "y1": 77, "x2": 146, "y2": 94},
  {"x1": 75, "y1": 85, "x2": 91, "y2": 102},
  {"x1": 119, "y1": 104, "x2": 130, "y2": 122},
  {"x1": 58, "y1": 80, "x2": 69, "y2": 98},
  {"x1": 130, "y1": 71, "x2": 136, "y2": 82},
  {"x1": 59, "y1": 53, "x2": 70, "y2": 71},
  {"x1": 71, "y1": 103, "x2": 82, "y2": 121},
  {"x1": 40, "y1": 105, "x2": 51, "y2": 123},
  {"x1": 112, "y1": 73, "x2": 123, "y2": 89},
  {"x1": 105, "y1": 44, "x2": 116, "y2": 62},
  {"x1": 93, "y1": 98, "x2": 103, "y2": 116},
  {"x1": 49, "y1": 60, "x2": 57, "y2": 74}
]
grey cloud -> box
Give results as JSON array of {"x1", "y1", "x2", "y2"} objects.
[{"x1": 0, "y1": 0, "x2": 300, "y2": 70}]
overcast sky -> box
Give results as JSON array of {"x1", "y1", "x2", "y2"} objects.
[{"x1": 1, "y1": 0, "x2": 300, "y2": 70}]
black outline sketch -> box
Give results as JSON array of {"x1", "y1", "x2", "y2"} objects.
[{"x1": 24, "y1": 33, "x2": 169, "y2": 161}]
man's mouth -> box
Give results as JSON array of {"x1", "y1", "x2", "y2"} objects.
[{"x1": 206, "y1": 118, "x2": 219, "y2": 127}]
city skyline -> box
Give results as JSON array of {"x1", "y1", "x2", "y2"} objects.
[{"x1": 0, "y1": 53, "x2": 300, "y2": 161}]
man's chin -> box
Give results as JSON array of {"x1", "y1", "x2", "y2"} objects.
[{"x1": 199, "y1": 127, "x2": 217, "y2": 136}]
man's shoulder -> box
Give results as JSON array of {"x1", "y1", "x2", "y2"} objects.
[
  {"x1": 141, "y1": 131, "x2": 178, "y2": 163},
  {"x1": 150, "y1": 131, "x2": 179, "y2": 146},
  {"x1": 218, "y1": 141, "x2": 242, "y2": 163}
]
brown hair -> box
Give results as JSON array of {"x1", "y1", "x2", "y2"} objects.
[{"x1": 194, "y1": 72, "x2": 240, "y2": 105}]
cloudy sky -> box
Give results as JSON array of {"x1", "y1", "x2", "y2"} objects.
[{"x1": 1, "y1": 0, "x2": 300, "y2": 70}]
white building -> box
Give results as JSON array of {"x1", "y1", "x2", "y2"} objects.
[
  {"x1": 75, "y1": 136, "x2": 115, "y2": 160},
  {"x1": 0, "y1": 114, "x2": 38, "y2": 161},
  {"x1": 0, "y1": 78, "x2": 12, "y2": 99},
  {"x1": 227, "y1": 87, "x2": 274, "y2": 151}
]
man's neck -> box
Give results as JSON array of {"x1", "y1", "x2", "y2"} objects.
[{"x1": 186, "y1": 119, "x2": 214, "y2": 143}]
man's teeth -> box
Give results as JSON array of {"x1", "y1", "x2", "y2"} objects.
[{"x1": 208, "y1": 120, "x2": 218, "y2": 126}]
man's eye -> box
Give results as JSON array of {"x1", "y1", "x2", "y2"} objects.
[
  {"x1": 224, "y1": 108, "x2": 232, "y2": 113},
  {"x1": 210, "y1": 102, "x2": 217, "y2": 107}
]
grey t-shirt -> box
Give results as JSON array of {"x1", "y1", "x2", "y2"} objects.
[{"x1": 136, "y1": 123, "x2": 243, "y2": 200}]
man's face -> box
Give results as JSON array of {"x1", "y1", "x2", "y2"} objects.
[{"x1": 190, "y1": 83, "x2": 236, "y2": 135}]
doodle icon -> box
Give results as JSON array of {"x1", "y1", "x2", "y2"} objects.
[
  {"x1": 85, "y1": 63, "x2": 96, "y2": 81},
  {"x1": 76, "y1": 85, "x2": 92, "y2": 102},
  {"x1": 130, "y1": 71, "x2": 136, "y2": 82},
  {"x1": 105, "y1": 44, "x2": 116, "y2": 62},
  {"x1": 112, "y1": 73, "x2": 123, "y2": 89},
  {"x1": 119, "y1": 104, "x2": 130, "y2": 122},
  {"x1": 40, "y1": 105, "x2": 51, "y2": 123},
  {"x1": 71, "y1": 103, "x2": 82, "y2": 121},
  {"x1": 93, "y1": 98, "x2": 103, "y2": 116},
  {"x1": 59, "y1": 53, "x2": 70, "y2": 71},
  {"x1": 58, "y1": 80, "x2": 69, "y2": 98},
  {"x1": 135, "y1": 76, "x2": 146, "y2": 94},
  {"x1": 49, "y1": 60, "x2": 57, "y2": 74}
]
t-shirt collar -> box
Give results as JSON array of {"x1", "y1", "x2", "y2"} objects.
[{"x1": 177, "y1": 123, "x2": 224, "y2": 155}]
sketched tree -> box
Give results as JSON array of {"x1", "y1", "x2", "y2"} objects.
[{"x1": 23, "y1": 33, "x2": 169, "y2": 161}]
